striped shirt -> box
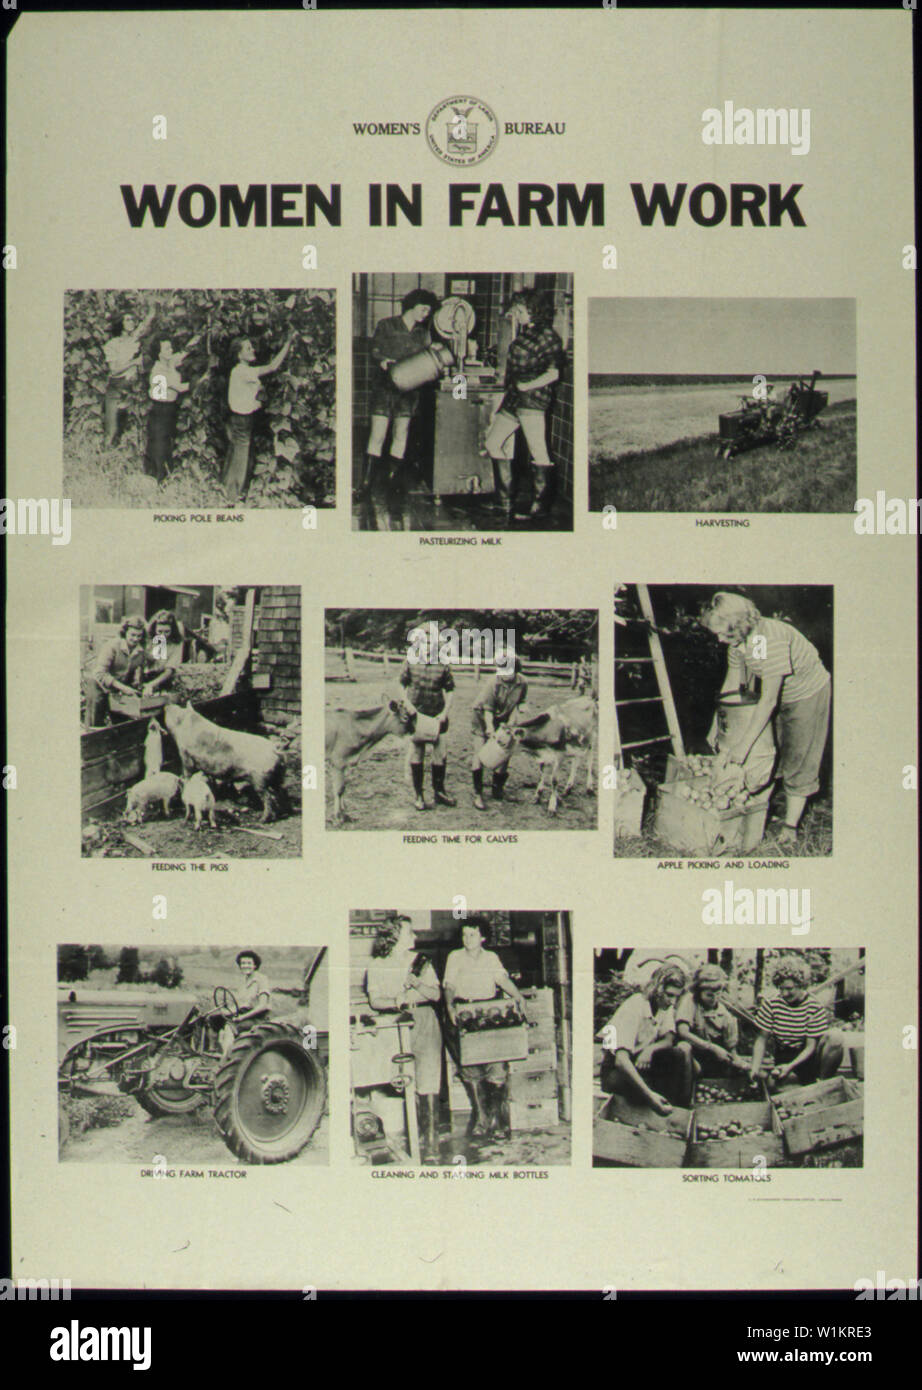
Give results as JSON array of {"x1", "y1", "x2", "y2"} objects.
[
  {"x1": 727, "y1": 617, "x2": 830, "y2": 705},
  {"x1": 754, "y1": 996, "x2": 829, "y2": 1048}
]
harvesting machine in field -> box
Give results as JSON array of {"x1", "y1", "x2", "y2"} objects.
[{"x1": 715, "y1": 370, "x2": 828, "y2": 459}]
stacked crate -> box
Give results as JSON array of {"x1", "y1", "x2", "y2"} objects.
[{"x1": 448, "y1": 987, "x2": 562, "y2": 1131}]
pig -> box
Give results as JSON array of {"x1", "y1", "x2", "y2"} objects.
[
  {"x1": 124, "y1": 772, "x2": 182, "y2": 823},
  {"x1": 182, "y1": 771, "x2": 218, "y2": 830},
  {"x1": 144, "y1": 719, "x2": 164, "y2": 776},
  {"x1": 163, "y1": 702, "x2": 286, "y2": 823}
]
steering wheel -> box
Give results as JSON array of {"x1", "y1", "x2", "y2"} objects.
[{"x1": 213, "y1": 986, "x2": 240, "y2": 1017}]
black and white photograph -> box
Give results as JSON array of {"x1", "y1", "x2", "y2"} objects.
[
  {"x1": 63, "y1": 288, "x2": 336, "y2": 508},
  {"x1": 80, "y1": 584, "x2": 302, "y2": 857},
  {"x1": 325, "y1": 609, "x2": 598, "y2": 830},
  {"x1": 57, "y1": 944, "x2": 329, "y2": 1165},
  {"x1": 588, "y1": 298, "x2": 856, "y2": 514},
  {"x1": 352, "y1": 272, "x2": 573, "y2": 530},
  {"x1": 613, "y1": 584, "x2": 833, "y2": 858},
  {"x1": 350, "y1": 911, "x2": 572, "y2": 1167},
  {"x1": 593, "y1": 948, "x2": 864, "y2": 1169}
]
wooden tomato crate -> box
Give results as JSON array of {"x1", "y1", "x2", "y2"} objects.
[
  {"x1": 510, "y1": 1097, "x2": 559, "y2": 1130},
  {"x1": 653, "y1": 781, "x2": 772, "y2": 856},
  {"x1": 522, "y1": 988, "x2": 555, "y2": 1021},
  {"x1": 687, "y1": 1100, "x2": 784, "y2": 1169},
  {"x1": 771, "y1": 1077, "x2": 864, "y2": 1156},
  {"x1": 593, "y1": 1093, "x2": 692, "y2": 1168}
]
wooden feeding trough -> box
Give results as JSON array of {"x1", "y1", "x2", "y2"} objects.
[
  {"x1": 593, "y1": 1093, "x2": 692, "y2": 1167},
  {"x1": 770, "y1": 1077, "x2": 864, "y2": 1156}
]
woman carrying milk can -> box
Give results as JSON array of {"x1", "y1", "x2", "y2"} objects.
[
  {"x1": 470, "y1": 656, "x2": 528, "y2": 810},
  {"x1": 699, "y1": 592, "x2": 831, "y2": 847},
  {"x1": 359, "y1": 288, "x2": 442, "y2": 501}
]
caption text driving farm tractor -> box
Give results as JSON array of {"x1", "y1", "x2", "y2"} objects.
[
  {"x1": 58, "y1": 984, "x2": 326, "y2": 1164},
  {"x1": 716, "y1": 370, "x2": 828, "y2": 459}
]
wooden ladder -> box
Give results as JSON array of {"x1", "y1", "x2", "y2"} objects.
[{"x1": 614, "y1": 584, "x2": 685, "y2": 763}]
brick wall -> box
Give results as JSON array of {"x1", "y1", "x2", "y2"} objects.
[{"x1": 251, "y1": 586, "x2": 301, "y2": 723}]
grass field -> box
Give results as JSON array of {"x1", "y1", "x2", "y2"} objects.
[
  {"x1": 589, "y1": 383, "x2": 857, "y2": 513},
  {"x1": 614, "y1": 790, "x2": 832, "y2": 859},
  {"x1": 325, "y1": 664, "x2": 597, "y2": 832}
]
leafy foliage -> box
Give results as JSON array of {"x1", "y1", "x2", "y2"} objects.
[{"x1": 64, "y1": 289, "x2": 336, "y2": 508}]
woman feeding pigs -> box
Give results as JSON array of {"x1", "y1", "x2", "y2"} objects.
[
  {"x1": 698, "y1": 592, "x2": 831, "y2": 847},
  {"x1": 84, "y1": 616, "x2": 176, "y2": 729}
]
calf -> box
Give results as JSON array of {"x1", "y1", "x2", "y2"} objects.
[
  {"x1": 511, "y1": 695, "x2": 598, "y2": 814},
  {"x1": 325, "y1": 698, "x2": 416, "y2": 823},
  {"x1": 163, "y1": 703, "x2": 285, "y2": 823}
]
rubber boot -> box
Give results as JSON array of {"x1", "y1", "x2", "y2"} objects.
[
  {"x1": 472, "y1": 766, "x2": 486, "y2": 811},
  {"x1": 493, "y1": 1082, "x2": 512, "y2": 1140},
  {"x1": 491, "y1": 769, "x2": 508, "y2": 802},
  {"x1": 417, "y1": 1095, "x2": 439, "y2": 1164},
  {"x1": 481, "y1": 1082, "x2": 500, "y2": 1136},
  {"x1": 490, "y1": 457, "x2": 513, "y2": 514},
  {"x1": 411, "y1": 761, "x2": 426, "y2": 811},
  {"x1": 529, "y1": 466, "x2": 554, "y2": 520},
  {"x1": 464, "y1": 1080, "x2": 483, "y2": 1137},
  {"x1": 470, "y1": 1080, "x2": 491, "y2": 1138},
  {"x1": 356, "y1": 453, "x2": 379, "y2": 500},
  {"x1": 432, "y1": 761, "x2": 456, "y2": 807}
]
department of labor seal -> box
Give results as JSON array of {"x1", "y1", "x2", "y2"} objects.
[{"x1": 426, "y1": 96, "x2": 498, "y2": 166}]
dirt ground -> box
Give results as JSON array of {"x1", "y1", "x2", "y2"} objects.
[
  {"x1": 61, "y1": 1102, "x2": 328, "y2": 1166},
  {"x1": 326, "y1": 669, "x2": 597, "y2": 832},
  {"x1": 82, "y1": 792, "x2": 302, "y2": 858}
]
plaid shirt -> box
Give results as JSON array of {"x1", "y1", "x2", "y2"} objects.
[
  {"x1": 399, "y1": 659, "x2": 454, "y2": 716},
  {"x1": 502, "y1": 324, "x2": 563, "y2": 413}
]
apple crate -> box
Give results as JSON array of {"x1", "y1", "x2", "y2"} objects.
[
  {"x1": 653, "y1": 781, "x2": 772, "y2": 856},
  {"x1": 510, "y1": 1097, "x2": 559, "y2": 1130},
  {"x1": 687, "y1": 1100, "x2": 784, "y2": 1169},
  {"x1": 771, "y1": 1077, "x2": 864, "y2": 1156},
  {"x1": 592, "y1": 1093, "x2": 692, "y2": 1168}
]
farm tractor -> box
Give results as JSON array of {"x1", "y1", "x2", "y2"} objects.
[
  {"x1": 58, "y1": 984, "x2": 326, "y2": 1164},
  {"x1": 716, "y1": 370, "x2": 829, "y2": 459}
]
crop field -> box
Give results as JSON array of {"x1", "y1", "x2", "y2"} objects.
[
  {"x1": 589, "y1": 380, "x2": 857, "y2": 513},
  {"x1": 325, "y1": 662, "x2": 597, "y2": 832}
]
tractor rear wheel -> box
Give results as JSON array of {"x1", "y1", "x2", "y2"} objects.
[{"x1": 213, "y1": 1021, "x2": 326, "y2": 1164}]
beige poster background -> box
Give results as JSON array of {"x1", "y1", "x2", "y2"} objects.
[{"x1": 4, "y1": 8, "x2": 917, "y2": 1291}]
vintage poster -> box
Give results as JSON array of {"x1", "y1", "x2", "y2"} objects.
[{"x1": 2, "y1": 1, "x2": 918, "y2": 1338}]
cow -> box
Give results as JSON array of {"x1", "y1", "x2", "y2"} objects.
[
  {"x1": 163, "y1": 703, "x2": 286, "y2": 823},
  {"x1": 325, "y1": 697, "x2": 416, "y2": 823},
  {"x1": 510, "y1": 695, "x2": 598, "y2": 814}
]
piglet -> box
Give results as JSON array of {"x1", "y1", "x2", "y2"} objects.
[
  {"x1": 144, "y1": 719, "x2": 164, "y2": 776},
  {"x1": 125, "y1": 772, "x2": 181, "y2": 823},
  {"x1": 182, "y1": 771, "x2": 218, "y2": 830}
]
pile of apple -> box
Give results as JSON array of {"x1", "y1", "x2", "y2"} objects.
[{"x1": 670, "y1": 755, "x2": 752, "y2": 813}]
